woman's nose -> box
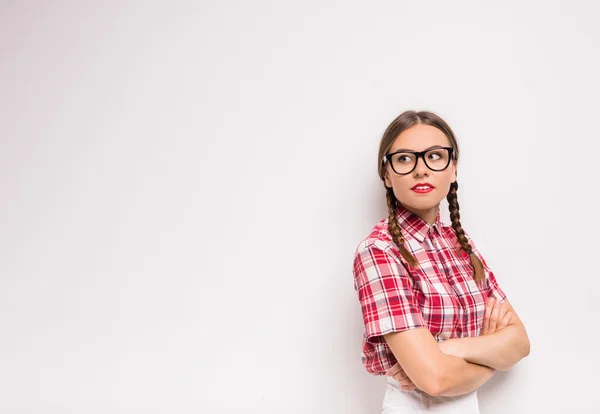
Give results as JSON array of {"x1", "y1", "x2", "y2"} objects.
[{"x1": 413, "y1": 157, "x2": 429, "y2": 176}]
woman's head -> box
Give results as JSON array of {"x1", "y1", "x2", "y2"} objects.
[
  {"x1": 377, "y1": 112, "x2": 458, "y2": 216},
  {"x1": 377, "y1": 110, "x2": 484, "y2": 282}
]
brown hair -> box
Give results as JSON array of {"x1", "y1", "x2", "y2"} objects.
[{"x1": 377, "y1": 110, "x2": 484, "y2": 282}]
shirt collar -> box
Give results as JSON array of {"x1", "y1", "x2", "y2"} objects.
[{"x1": 395, "y1": 202, "x2": 442, "y2": 242}]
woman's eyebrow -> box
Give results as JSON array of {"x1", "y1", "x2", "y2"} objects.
[{"x1": 391, "y1": 145, "x2": 445, "y2": 152}]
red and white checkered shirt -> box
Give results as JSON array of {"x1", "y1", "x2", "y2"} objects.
[{"x1": 352, "y1": 202, "x2": 507, "y2": 376}]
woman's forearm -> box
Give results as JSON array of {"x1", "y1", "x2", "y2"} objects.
[
  {"x1": 441, "y1": 325, "x2": 530, "y2": 370},
  {"x1": 436, "y1": 354, "x2": 496, "y2": 397}
]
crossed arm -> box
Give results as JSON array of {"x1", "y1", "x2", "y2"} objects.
[
  {"x1": 383, "y1": 298, "x2": 530, "y2": 397},
  {"x1": 438, "y1": 298, "x2": 530, "y2": 371}
]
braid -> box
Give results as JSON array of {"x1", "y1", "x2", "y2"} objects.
[
  {"x1": 385, "y1": 188, "x2": 418, "y2": 268},
  {"x1": 446, "y1": 181, "x2": 484, "y2": 282}
]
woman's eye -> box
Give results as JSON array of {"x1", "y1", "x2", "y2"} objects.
[
  {"x1": 397, "y1": 155, "x2": 412, "y2": 163},
  {"x1": 428, "y1": 151, "x2": 442, "y2": 160}
]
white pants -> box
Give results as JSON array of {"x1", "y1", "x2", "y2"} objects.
[{"x1": 382, "y1": 376, "x2": 480, "y2": 413}]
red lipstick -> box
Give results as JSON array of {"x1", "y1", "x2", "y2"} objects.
[{"x1": 411, "y1": 182, "x2": 434, "y2": 194}]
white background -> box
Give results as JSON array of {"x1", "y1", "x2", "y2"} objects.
[{"x1": 1, "y1": 1, "x2": 599, "y2": 413}]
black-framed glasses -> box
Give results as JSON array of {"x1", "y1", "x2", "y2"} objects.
[{"x1": 383, "y1": 146, "x2": 455, "y2": 175}]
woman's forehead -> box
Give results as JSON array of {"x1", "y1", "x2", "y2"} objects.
[{"x1": 390, "y1": 124, "x2": 450, "y2": 152}]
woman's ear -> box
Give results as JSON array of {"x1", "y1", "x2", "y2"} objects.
[
  {"x1": 384, "y1": 167, "x2": 393, "y2": 188},
  {"x1": 451, "y1": 161, "x2": 457, "y2": 183}
]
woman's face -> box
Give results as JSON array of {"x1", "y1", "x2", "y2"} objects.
[{"x1": 383, "y1": 124, "x2": 457, "y2": 222}]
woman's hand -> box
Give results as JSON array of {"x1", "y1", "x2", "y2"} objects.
[
  {"x1": 482, "y1": 296, "x2": 512, "y2": 335},
  {"x1": 438, "y1": 297, "x2": 513, "y2": 358},
  {"x1": 385, "y1": 363, "x2": 418, "y2": 392}
]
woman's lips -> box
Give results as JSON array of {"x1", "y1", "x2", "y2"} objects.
[{"x1": 411, "y1": 184, "x2": 434, "y2": 194}]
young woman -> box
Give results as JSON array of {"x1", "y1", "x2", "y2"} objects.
[{"x1": 352, "y1": 110, "x2": 530, "y2": 413}]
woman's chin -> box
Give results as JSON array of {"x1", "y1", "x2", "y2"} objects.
[{"x1": 402, "y1": 197, "x2": 441, "y2": 212}]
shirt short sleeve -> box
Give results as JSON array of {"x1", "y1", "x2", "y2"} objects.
[
  {"x1": 465, "y1": 233, "x2": 508, "y2": 303},
  {"x1": 353, "y1": 242, "x2": 427, "y2": 344}
]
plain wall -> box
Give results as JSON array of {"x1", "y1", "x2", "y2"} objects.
[{"x1": 1, "y1": 1, "x2": 599, "y2": 413}]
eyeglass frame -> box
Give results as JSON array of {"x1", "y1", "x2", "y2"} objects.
[{"x1": 383, "y1": 146, "x2": 456, "y2": 175}]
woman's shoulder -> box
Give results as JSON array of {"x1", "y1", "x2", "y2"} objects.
[{"x1": 354, "y1": 217, "x2": 396, "y2": 256}]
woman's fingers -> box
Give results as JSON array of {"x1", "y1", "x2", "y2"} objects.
[
  {"x1": 391, "y1": 364, "x2": 410, "y2": 383},
  {"x1": 482, "y1": 297, "x2": 494, "y2": 335},
  {"x1": 496, "y1": 303, "x2": 511, "y2": 329},
  {"x1": 386, "y1": 362, "x2": 417, "y2": 391},
  {"x1": 488, "y1": 297, "x2": 502, "y2": 334},
  {"x1": 395, "y1": 372, "x2": 416, "y2": 389},
  {"x1": 393, "y1": 370, "x2": 409, "y2": 382},
  {"x1": 482, "y1": 297, "x2": 513, "y2": 335},
  {"x1": 396, "y1": 375, "x2": 413, "y2": 386},
  {"x1": 385, "y1": 362, "x2": 402, "y2": 377},
  {"x1": 498, "y1": 310, "x2": 512, "y2": 330}
]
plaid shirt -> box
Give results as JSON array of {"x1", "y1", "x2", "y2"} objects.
[{"x1": 353, "y1": 203, "x2": 507, "y2": 376}]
